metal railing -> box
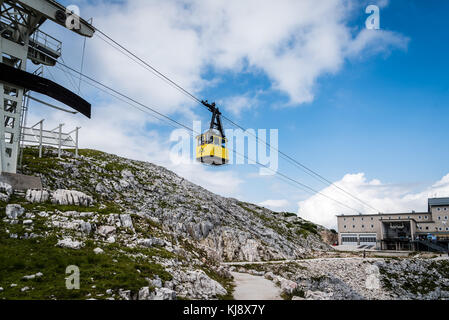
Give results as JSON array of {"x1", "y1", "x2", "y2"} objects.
[
  {"x1": 22, "y1": 119, "x2": 80, "y2": 158},
  {"x1": 29, "y1": 29, "x2": 62, "y2": 55}
]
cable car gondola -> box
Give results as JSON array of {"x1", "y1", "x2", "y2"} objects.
[{"x1": 196, "y1": 100, "x2": 229, "y2": 166}]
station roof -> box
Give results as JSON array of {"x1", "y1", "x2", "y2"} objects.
[{"x1": 428, "y1": 197, "x2": 449, "y2": 211}]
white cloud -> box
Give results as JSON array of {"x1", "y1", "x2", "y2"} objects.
[
  {"x1": 220, "y1": 94, "x2": 259, "y2": 116},
  {"x1": 259, "y1": 199, "x2": 290, "y2": 210},
  {"x1": 298, "y1": 173, "x2": 449, "y2": 230},
  {"x1": 78, "y1": 0, "x2": 408, "y2": 108}
]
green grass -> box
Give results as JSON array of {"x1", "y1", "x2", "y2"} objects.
[
  {"x1": 0, "y1": 212, "x2": 172, "y2": 300},
  {"x1": 0, "y1": 201, "x2": 123, "y2": 216}
]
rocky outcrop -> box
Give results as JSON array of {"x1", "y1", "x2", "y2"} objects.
[
  {"x1": 170, "y1": 270, "x2": 227, "y2": 299},
  {"x1": 26, "y1": 190, "x2": 50, "y2": 203},
  {"x1": 51, "y1": 190, "x2": 93, "y2": 206}
]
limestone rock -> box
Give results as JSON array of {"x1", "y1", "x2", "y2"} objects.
[
  {"x1": 26, "y1": 189, "x2": 50, "y2": 204},
  {"x1": 118, "y1": 289, "x2": 131, "y2": 300},
  {"x1": 51, "y1": 190, "x2": 93, "y2": 206},
  {"x1": 138, "y1": 287, "x2": 152, "y2": 300},
  {"x1": 80, "y1": 221, "x2": 92, "y2": 235},
  {"x1": 97, "y1": 225, "x2": 116, "y2": 237},
  {"x1": 6, "y1": 204, "x2": 25, "y2": 219},
  {"x1": 153, "y1": 287, "x2": 176, "y2": 300},
  {"x1": 305, "y1": 290, "x2": 333, "y2": 300},
  {"x1": 0, "y1": 182, "x2": 13, "y2": 201},
  {"x1": 0, "y1": 182, "x2": 13, "y2": 196},
  {"x1": 120, "y1": 214, "x2": 134, "y2": 230},
  {"x1": 56, "y1": 238, "x2": 83, "y2": 249}
]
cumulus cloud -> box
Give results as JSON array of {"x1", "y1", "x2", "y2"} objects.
[
  {"x1": 298, "y1": 173, "x2": 449, "y2": 230},
  {"x1": 80, "y1": 0, "x2": 408, "y2": 108},
  {"x1": 259, "y1": 199, "x2": 290, "y2": 210}
]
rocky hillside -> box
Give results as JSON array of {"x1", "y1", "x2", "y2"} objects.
[{"x1": 0, "y1": 146, "x2": 332, "y2": 300}]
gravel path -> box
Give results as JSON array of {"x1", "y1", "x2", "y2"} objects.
[{"x1": 232, "y1": 272, "x2": 282, "y2": 300}]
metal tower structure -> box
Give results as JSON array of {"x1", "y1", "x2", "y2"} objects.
[{"x1": 0, "y1": 0, "x2": 94, "y2": 174}]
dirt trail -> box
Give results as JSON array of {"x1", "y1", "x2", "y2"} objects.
[{"x1": 232, "y1": 272, "x2": 282, "y2": 300}]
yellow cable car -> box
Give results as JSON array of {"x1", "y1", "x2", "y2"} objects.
[
  {"x1": 196, "y1": 129, "x2": 229, "y2": 165},
  {"x1": 196, "y1": 100, "x2": 229, "y2": 166}
]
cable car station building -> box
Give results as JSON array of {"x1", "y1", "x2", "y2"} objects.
[{"x1": 336, "y1": 197, "x2": 449, "y2": 252}]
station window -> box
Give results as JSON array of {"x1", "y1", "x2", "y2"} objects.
[
  {"x1": 371, "y1": 224, "x2": 374, "y2": 228},
  {"x1": 361, "y1": 225, "x2": 364, "y2": 228},
  {"x1": 398, "y1": 216, "x2": 401, "y2": 219},
  {"x1": 439, "y1": 227, "x2": 442, "y2": 231},
  {"x1": 445, "y1": 216, "x2": 448, "y2": 220},
  {"x1": 426, "y1": 226, "x2": 429, "y2": 230},
  {"x1": 438, "y1": 208, "x2": 441, "y2": 211},
  {"x1": 425, "y1": 216, "x2": 429, "y2": 220},
  {"x1": 446, "y1": 228, "x2": 449, "y2": 231},
  {"x1": 344, "y1": 225, "x2": 346, "y2": 229},
  {"x1": 371, "y1": 217, "x2": 373, "y2": 220},
  {"x1": 419, "y1": 216, "x2": 422, "y2": 220},
  {"x1": 438, "y1": 216, "x2": 441, "y2": 220},
  {"x1": 353, "y1": 225, "x2": 355, "y2": 228}
]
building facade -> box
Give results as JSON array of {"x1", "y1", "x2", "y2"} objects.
[{"x1": 337, "y1": 197, "x2": 449, "y2": 251}]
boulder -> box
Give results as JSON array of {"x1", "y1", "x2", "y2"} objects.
[
  {"x1": 26, "y1": 190, "x2": 50, "y2": 203},
  {"x1": 80, "y1": 221, "x2": 92, "y2": 235},
  {"x1": 280, "y1": 278, "x2": 298, "y2": 295},
  {"x1": 93, "y1": 248, "x2": 104, "y2": 255},
  {"x1": 138, "y1": 287, "x2": 152, "y2": 300},
  {"x1": 180, "y1": 270, "x2": 227, "y2": 298},
  {"x1": 56, "y1": 238, "x2": 84, "y2": 249},
  {"x1": 137, "y1": 237, "x2": 165, "y2": 248},
  {"x1": 153, "y1": 287, "x2": 176, "y2": 300},
  {"x1": 0, "y1": 182, "x2": 13, "y2": 196},
  {"x1": 6, "y1": 204, "x2": 25, "y2": 219},
  {"x1": 0, "y1": 193, "x2": 9, "y2": 202},
  {"x1": 305, "y1": 290, "x2": 333, "y2": 300},
  {"x1": 118, "y1": 289, "x2": 131, "y2": 300},
  {"x1": 120, "y1": 214, "x2": 134, "y2": 230},
  {"x1": 149, "y1": 276, "x2": 162, "y2": 288},
  {"x1": 97, "y1": 225, "x2": 116, "y2": 237},
  {"x1": 51, "y1": 190, "x2": 93, "y2": 206}
]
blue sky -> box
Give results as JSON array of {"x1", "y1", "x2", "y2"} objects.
[{"x1": 30, "y1": 0, "x2": 449, "y2": 228}]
